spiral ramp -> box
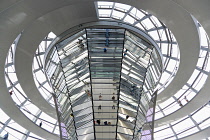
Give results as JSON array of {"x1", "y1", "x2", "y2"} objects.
[{"x1": 0, "y1": 0, "x2": 210, "y2": 140}]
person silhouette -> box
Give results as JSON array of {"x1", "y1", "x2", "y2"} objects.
[
  {"x1": 112, "y1": 96, "x2": 115, "y2": 100},
  {"x1": 99, "y1": 93, "x2": 102, "y2": 100},
  {"x1": 98, "y1": 105, "x2": 101, "y2": 110},
  {"x1": 96, "y1": 120, "x2": 101, "y2": 125},
  {"x1": 39, "y1": 122, "x2": 42, "y2": 127},
  {"x1": 3, "y1": 133, "x2": 8, "y2": 139},
  {"x1": 104, "y1": 47, "x2": 107, "y2": 52}
]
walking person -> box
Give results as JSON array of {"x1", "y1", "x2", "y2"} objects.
[{"x1": 98, "y1": 105, "x2": 101, "y2": 110}]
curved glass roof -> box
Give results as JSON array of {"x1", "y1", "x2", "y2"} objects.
[
  {"x1": 0, "y1": 1, "x2": 210, "y2": 140},
  {"x1": 5, "y1": 34, "x2": 59, "y2": 138},
  {"x1": 96, "y1": 2, "x2": 210, "y2": 124},
  {"x1": 97, "y1": 1, "x2": 180, "y2": 95}
]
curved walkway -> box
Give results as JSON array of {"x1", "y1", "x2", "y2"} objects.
[
  {"x1": 15, "y1": 19, "x2": 57, "y2": 119},
  {"x1": 0, "y1": 0, "x2": 97, "y2": 139},
  {"x1": 0, "y1": 1, "x2": 58, "y2": 139},
  {"x1": 127, "y1": 0, "x2": 200, "y2": 103},
  {"x1": 182, "y1": 126, "x2": 210, "y2": 140},
  {"x1": 155, "y1": 75, "x2": 210, "y2": 127},
  {"x1": 153, "y1": 0, "x2": 210, "y2": 128},
  {"x1": 0, "y1": 0, "x2": 210, "y2": 139},
  {"x1": 15, "y1": 0, "x2": 98, "y2": 119}
]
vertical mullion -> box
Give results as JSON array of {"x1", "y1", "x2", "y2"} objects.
[
  {"x1": 85, "y1": 28, "x2": 96, "y2": 139},
  {"x1": 115, "y1": 29, "x2": 126, "y2": 139}
]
